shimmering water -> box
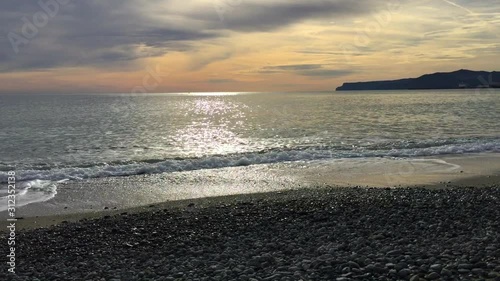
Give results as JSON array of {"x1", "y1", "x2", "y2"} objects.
[
  {"x1": 1, "y1": 90, "x2": 500, "y2": 183},
  {"x1": 1, "y1": 90, "x2": 500, "y2": 209}
]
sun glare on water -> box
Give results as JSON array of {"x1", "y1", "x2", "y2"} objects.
[{"x1": 184, "y1": 92, "x2": 252, "y2": 96}]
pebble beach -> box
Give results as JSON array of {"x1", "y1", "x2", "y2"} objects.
[{"x1": 3, "y1": 185, "x2": 500, "y2": 281}]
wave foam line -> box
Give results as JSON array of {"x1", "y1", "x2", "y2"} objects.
[
  {"x1": 0, "y1": 180, "x2": 57, "y2": 211},
  {"x1": 1, "y1": 141, "x2": 499, "y2": 183}
]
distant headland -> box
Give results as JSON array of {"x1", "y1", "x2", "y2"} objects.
[{"x1": 336, "y1": 69, "x2": 500, "y2": 91}]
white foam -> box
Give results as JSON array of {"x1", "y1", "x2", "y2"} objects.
[
  {"x1": 0, "y1": 180, "x2": 57, "y2": 212},
  {"x1": 0, "y1": 140, "x2": 499, "y2": 183}
]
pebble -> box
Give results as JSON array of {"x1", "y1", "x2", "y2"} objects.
[
  {"x1": 430, "y1": 264, "x2": 442, "y2": 272},
  {"x1": 458, "y1": 263, "x2": 474, "y2": 270},
  {"x1": 425, "y1": 272, "x2": 440, "y2": 280},
  {"x1": 398, "y1": 269, "x2": 411, "y2": 278},
  {"x1": 347, "y1": 261, "x2": 360, "y2": 269},
  {"x1": 471, "y1": 268, "x2": 483, "y2": 275},
  {"x1": 441, "y1": 268, "x2": 452, "y2": 276},
  {"x1": 387, "y1": 249, "x2": 402, "y2": 256},
  {"x1": 395, "y1": 262, "x2": 408, "y2": 271},
  {"x1": 409, "y1": 274, "x2": 420, "y2": 281}
]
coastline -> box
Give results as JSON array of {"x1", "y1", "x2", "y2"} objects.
[
  {"x1": 3, "y1": 153, "x2": 500, "y2": 230},
  {"x1": 6, "y1": 174, "x2": 500, "y2": 231}
]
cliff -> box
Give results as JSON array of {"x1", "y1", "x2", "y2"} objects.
[{"x1": 336, "y1": 69, "x2": 500, "y2": 91}]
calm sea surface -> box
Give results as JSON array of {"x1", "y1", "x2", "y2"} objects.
[{"x1": 1, "y1": 90, "x2": 499, "y2": 184}]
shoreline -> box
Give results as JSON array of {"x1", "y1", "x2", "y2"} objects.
[
  {"x1": 6, "y1": 172, "x2": 500, "y2": 231},
  {"x1": 2, "y1": 152, "x2": 500, "y2": 231}
]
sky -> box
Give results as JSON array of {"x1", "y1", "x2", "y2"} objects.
[{"x1": 0, "y1": 0, "x2": 499, "y2": 94}]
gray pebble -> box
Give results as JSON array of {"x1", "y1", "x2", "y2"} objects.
[
  {"x1": 425, "y1": 272, "x2": 440, "y2": 280},
  {"x1": 398, "y1": 269, "x2": 411, "y2": 278}
]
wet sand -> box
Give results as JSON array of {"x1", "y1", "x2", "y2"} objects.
[
  {"x1": 4, "y1": 172, "x2": 500, "y2": 231},
  {"x1": 2, "y1": 153, "x2": 498, "y2": 220}
]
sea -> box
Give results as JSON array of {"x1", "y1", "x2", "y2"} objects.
[{"x1": 1, "y1": 90, "x2": 500, "y2": 213}]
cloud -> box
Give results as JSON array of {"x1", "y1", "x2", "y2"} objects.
[
  {"x1": 299, "y1": 69, "x2": 355, "y2": 77},
  {"x1": 261, "y1": 64, "x2": 354, "y2": 78},
  {"x1": 0, "y1": 0, "x2": 217, "y2": 72},
  {"x1": 193, "y1": 0, "x2": 388, "y2": 32},
  {"x1": 0, "y1": 0, "x2": 388, "y2": 72},
  {"x1": 264, "y1": 64, "x2": 323, "y2": 71},
  {"x1": 1, "y1": 0, "x2": 499, "y2": 93},
  {"x1": 207, "y1": 79, "x2": 236, "y2": 83},
  {"x1": 188, "y1": 49, "x2": 233, "y2": 71}
]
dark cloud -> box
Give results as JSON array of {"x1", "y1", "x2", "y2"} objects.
[
  {"x1": 0, "y1": 0, "x2": 386, "y2": 72},
  {"x1": 0, "y1": 0, "x2": 217, "y2": 72},
  {"x1": 198, "y1": 0, "x2": 387, "y2": 32}
]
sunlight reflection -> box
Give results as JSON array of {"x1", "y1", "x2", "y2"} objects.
[
  {"x1": 184, "y1": 92, "x2": 252, "y2": 96},
  {"x1": 173, "y1": 98, "x2": 249, "y2": 156}
]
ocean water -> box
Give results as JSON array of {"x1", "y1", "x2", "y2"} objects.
[{"x1": 1, "y1": 90, "x2": 500, "y2": 209}]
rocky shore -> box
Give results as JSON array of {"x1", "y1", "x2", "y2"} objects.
[{"x1": 3, "y1": 186, "x2": 500, "y2": 281}]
